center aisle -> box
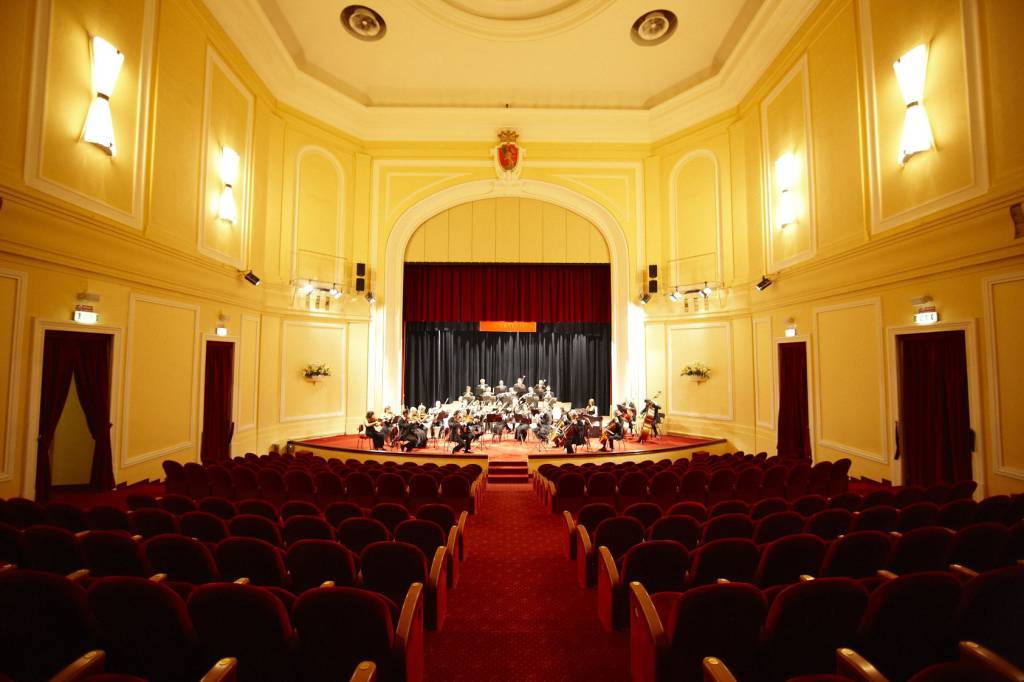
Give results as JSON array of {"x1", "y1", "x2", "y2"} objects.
[{"x1": 425, "y1": 483, "x2": 629, "y2": 681}]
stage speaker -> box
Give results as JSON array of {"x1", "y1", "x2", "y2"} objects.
[
  {"x1": 356, "y1": 262, "x2": 366, "y2": 276},
  {"x1": 648, "y1": 263, "x2": 658, "y2": 294},
  {"x1": 649, "y1": 279, "x2": 658, "y2": 294},
  {"x1": 355, "y1": 277, "x2": 366, "y2": 292},
  {"x1": 648, "y1": 264, "x2": 657, "y2": 278}
]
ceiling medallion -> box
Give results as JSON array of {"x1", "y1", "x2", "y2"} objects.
[
  {"x1": 631, "y1": 9, "x2": 677, "y2": 46},
  {"x1": 492, "y1": 129, "x2": 525, "y2": 181},
  {"x1": 340, "y1": 5, "x2": 387, "y2": 42}
]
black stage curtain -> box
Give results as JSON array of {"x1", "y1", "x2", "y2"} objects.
[
  {"x1": 403, "y1": 322, "x2": 610, "y2": 410},
  {"x1": 403, "y1": 263, "x2": 611, "y2": 323}
]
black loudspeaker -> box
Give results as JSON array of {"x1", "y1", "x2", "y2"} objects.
[
  {"x1": 649, "y1": 279, "x2": 658, "y2": 294},
  {"x1": 355, "y1": 278, "x2": 365, "y2": 292},
  {"x1": 648, "y1": 264, "x2": 658, "y2": 278},
  {"x1": 356, "y1": 263, "x2": 366, "y2": 276}
]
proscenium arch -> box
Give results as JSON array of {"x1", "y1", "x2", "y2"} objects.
[{"x1": 372, "y1": 178, "x2": 643, "y2": 411}]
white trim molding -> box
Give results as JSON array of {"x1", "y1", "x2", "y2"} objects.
[
  {"x1": 811, "y1": 298, "x2": 888, "y2": 464},
  {"x1": 121, "y1": 295, "x2": 200, "y2": 467},
  {"x1": 197, "y1": 46, "x2": 255, "y2": 269},
  {"x1": 22, "y1": 320, "x2": 124, "y2": 499},
  {"x1": 24, "y1": 0, "x2": 156, "y2": 229},
  {"x1": 752, "y1": 315, "x2": 774, "y2": 430},
  {"x1": 236, "y1": 314, "x2": 261, "y2": 433},
  {"x1": 279, "y1": 320, "x2": 347, "y2": 424},
  {"x1": 982, "y1": 272, "x2": 1024, "y2": 482},
  {"x1": 667, "y1": 149, "x2": 724, "y2": 287},
  {"x1": 0, "y1": 269, "x2": 28, "y2": 482},
  {"x1": 858, "y1": 0, "x2": 989, "y2": 234},
  {"x1": 885, "y1": 320, "x2": 984, "y2": 496},
  {"x1": 761, "y1": 54, "x2": 817, "y2": 273},
  {"x1": 666, "y1": 321, "x2": 734, "y2": 422},
  {"x1": 291, "y1": 146, "x2": 346, "y2": 283}
]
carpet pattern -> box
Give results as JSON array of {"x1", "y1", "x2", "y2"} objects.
[{"x1": 425, "y1": 484, "x2": 629, "y2": 681}]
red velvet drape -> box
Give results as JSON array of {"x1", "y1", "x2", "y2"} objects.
[
  {"x1": 777, "y1": 342, "x2": 812, "y2": 459},
  {"x1": 36, "y1": 331, "x2": 114, "y2": 501},
  {"x1": 200, "y1": 341, "x2": 234, "y2": 465},
  {"x1": 403, "y1": 263, "x2": 611, "y2": 322},
  {"x1": 898, "y1": 331, "x2": 972, "y2": 486}
]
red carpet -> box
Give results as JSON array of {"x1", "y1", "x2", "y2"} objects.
[
  {"x1": 425, "y1": 484, "x2": 628, "y2": 681},
  {"x1": 49, "y1": 481, "x2": 165, "y2": 510}
]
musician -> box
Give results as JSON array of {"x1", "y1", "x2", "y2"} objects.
[
  {"x1": 585, "y1": 398, "x2": 599, "y2": 418},
  {"x1": 460, "y1": 386, "x2": 474, "y2": 404},
  {"x1": 641, "y1": 398, "x2": 663, "y2": 437},
  {"x1": 449, "y1": 412, "x2": 474, "y2": 454},
  {"x1": 563, "y1": 410, "x2": 590, "y2": 454},
  {"x1": 534, "y1": 379, "x2": 548, "y2": 398},
  {"x1": 363, "y1": 410, "x2": 386, "y2": 450},
  {"x1": 512, "y1": 377, "x2": 527, "y2": 396},
  {"x1": 495, "y1": 379, "x2": 507, "y2": 395},
  {"x1": 534, "y1": 408, "x2": 554, "y2": 442},
  {"x1": 599, "y1": 412, "x2": 625, "y2": 452},
  {"x1": 427, "y1": 400, "x2": 446, "y2": 440},
  {"x1": 474, "y1": 378, "x2": 489, "y2": 397}
]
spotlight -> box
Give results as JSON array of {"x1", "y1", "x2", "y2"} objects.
[
  {"x1": 699, "y1": 282, "x2": 713, "y2": 298},
  {"x1": 328, "y1": 284, "x2": 341, "y2": 299},
  {"x1": 297, "y1": 281, "x2": 314, "y2": 295},
  {"x1": 669, "y1": 288, "x2": 682, "y2": 302},
  {"x1": 365, "y1": 292, "x2": 376, "y2": 304},
  {"x1": 640, "y1": 292, "x2": 651, "y2": 305},
  {"x1": 242, "y1": 270, "x2": 260, "y2": 286},
  {"x1": 755, "y1": 275, "x2": 773, "y2": 291}
]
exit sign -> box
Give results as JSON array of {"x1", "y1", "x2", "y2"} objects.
[{"x1": 914, "y1": 307, "x2": 938, "y2": 325}]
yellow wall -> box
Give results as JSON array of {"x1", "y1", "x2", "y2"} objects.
[
  {"x1": 0, "y1": 0, "x2": 1021, "y2": 500},
  {"x1": 51, "y1": 381, "x2": 93, "y2": 486}
]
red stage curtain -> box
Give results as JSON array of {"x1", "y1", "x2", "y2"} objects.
[
  {"x1": 403, "y1": 263, "x2": 611, "y2": 323},
  {"x1": 777, "y1": 342, "x2": 812, "y2": 459},
  {"x1": 200, "y1": 341, "x2": 235, "y2": 465},
  {"x1": 898, "y1": 331, "x2": 972, "y2": 486}
]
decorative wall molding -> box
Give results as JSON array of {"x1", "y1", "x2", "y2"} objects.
[
  {"x1": 291, "y1": 146, "x2": 345, "y2": 282},
  {"x1": 121, "y1": 295, "x2": 200, "y2": 467},
  {"x1": 24, "y1": 0, "x2": 156, "y2": 229},
  {"x1": 197, "y1": 45, "x2": 255, "y2": 269},
  {"x1": 237, "y1": 314, "x2": 260, "y2": 433},
  {"x1": 666, "y1": 321, "x2": 734, "y2": 422},
  {"x1": 23, "y1": 320, "x2": 124, "y2": 499},
  {"x1": 752, "y1": 315, "x2": 774, "y2": 430},
  {"x1": 667, "y1": 149, "x2": 724, "y2": 286},
  {"x1": 761, "y1": 54, "x2": 817, "y2": 272},
  {"x1": 811, "y1": 298, "x2": 887, "y2": 464},
  {"x1": 0, "y1": 269, "x2": 27, "y2": 482},
  {"x1": 858, "y1": 0, "x2": 989, "y2": 234},
  {"x1": 982, "y1": 272, "x2": 1024, "y2": 481},
  {"x1": 279, "y1": 320, "x2": 347, "y2": 423}
]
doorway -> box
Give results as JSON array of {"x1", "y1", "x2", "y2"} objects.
[
  {"x1": 36, "y1": 330, "x2": 116, "y2": 501},
  {"x1": 777, "y1": 340, "x2": 812, "y2": 459},
  {"x1": 200, "y1": 340, "x2": 235, "y2": 464},
  {"x1": 895, "y1": 330, "x2": 973, "y2": 486}
]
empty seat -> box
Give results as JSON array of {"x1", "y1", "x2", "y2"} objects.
[
  {"x1": 648, "y1": 515, "x2": 701, "y2": 550},
  {"x1": 22, "y1": 524, "x2": 85, "y2": 575},
  {"x1": 577, "y1": 516, "x2": 646, "y2": 588},
  {"x1": 701, "y1": 513, "x2": 754, "y2": 544},
  {"x1": 45, "y1": 502, "x2": 89, "y2": 532},
  {"x1": 565, "y1": 503, "x2": 617, "y2": 560},
  {"x1": 760, "y1": 467, "x2": 788, "y2": 500},
  {"x1": 85, "y1": 505, "x2": 134, "y2": 532},
  {"x1": 790, "y1": 494, "x2": 828, "y2": 517},
  {"x1": 887, "y1": 526, "x2": 955, "y2": 575},
  {"x1": 829, "y1": 459, "x2": 852, "y2": 495},
  {"x1": 283, "y1": 515, "x2": 335, "y2": 545},
  {"x1": 125, "y1": 492, "x2": 160, "y2": 511},
  {"x1": 369, "y1": 503, "x2": 411, "y2": 533},
  {"x1": 896, "y1": 486, "x2": 926, "y2": 508},
  {"x1": 649, "y1": 470, "x2": 680, "y2": 510},
  {"x1": 665, "y1": 501, "x2": 707, "y2": 522},
  {"x1": 754, "y1": 533, "x2": 827, "y2": 589},
  {"x1": 337, "y1": 518, "x2": 391, "y2": 555},
  {"x1": 230, "y1": 467, "x2": 260, "y2": 501},
  {"x1": 678, "y1": 470, "x2": 709, "y2": 504},
  {"x1": 597, "y1": 540, "x2": 689, "y2": 631},
  {"x1": 622, "y1": 502, "x2": 662, "y2": 530},
  {"x1": 280, "y1": 500, "x2": 320, "y2": 520},
  {"x1": 80, "y1": 531, "x2": 151, "y2": 578},
  {"x1": 229, "y1": 514, "x2": 284, "y2": 547},
  {"x1": 238, "y1": 498, "x2": 279, "y2": 522},
  {"x1": 898, "y1": 502, "x2": 941, "y2": 532},
  {"x1": 131, "y1": 507, "x2": 179, "y2": 538},
  {"x1": 853, "y1": 505, "x2": 899, "y2": 533},
  {"x1": 923, "y1": 483, "x2": 953, "y2": 506},
  {"x1": 706, "y1": 469, "x2": 737, "y2": 506},
  {"x1": 215, "y1": 537, "x2": 289, "y2": 588},
  {"x1": 0, "y1": 522, "x2": 23, "y2": 566},
  {"x1": 863, "y1": 489, "x2": 898, "y2": 509},
  {"x1": 949, "y1": 480, "x2": 978, "y2": 500},
  {"x1": 285, "y1": 470, "x2": 316, "y2": 503},
  {"x1": 197, "y1": 496, "x2": 238, "y2": 521},
  {"x1": 975, "y1": 495, "x2": 1011, "y2": 523},
  {"x1": 394, "y1": 519, "x2": 447, "y2": 567},
  {"x1": 158, "y1": 494, "x2": 197, "y2": 515},
  {"x1": 162, "y1": 460, "x2": 188, "y2": 496},
  {"x1": 827, "y1": 492, "x2": 862, "y2": 512},
  {"x1": 188, "y1": 582, "x2": 298, "y2": 682},
  {"x1": 586, "y1": 472, "x2": 617, "y2": 508},
  {"x1": 407, "y1": 474, "x2": 440, "y2": 510},
  {"x1": 183, "y1": 463, "x2": 211, "y2": 499},
  {"x1": 687, "y1": 538, "x2": 760, "y2": 587},
  {"x1": 180, "y1": 510, "x2": 230, "y2": 543},
  {"x1": 821, "y1": 530, "x2": 893, "y2": 580},
  {"x1": 439, "y1": 474, "x2": 474, "y2": 515},
  {"x1": 145, "y1": 534, "x2": 220, "y2": 585},
  {"x1": 803, "y1": 508, "x2": 853, "y2": 541},
  {"x1": 784, "y1": 464, "x2": 811, "y2": 500},
  {"x1": 256, "y1": 469, "x2": 288, "y2": 508},
  {"x1": 0, "y1": 569, "x2": 97, "y2": 681},
  {"x1": 734, "y1": 468, "x2": 763, "y2": 504},
  {"x1": 751, "y1": 497, "x2": 788, "y2": 520},
  {"x1": 360, "y1": 541, "x2": 446, "y2": 631},
  {"x1": 325, "y1": 502, "x2": 365, "y2": 527},
  {"x1": 955, "y1": 565, "x2": 1024, "y2": 670},
  {"x1": 375, "y1": 473, "x2": 407, "y2": 505},
  {"x1": 708, "y1": 500, "x2": 749, "y2": 519},
  {"x1": 808, "y1": 461, "x2": 833, "y2": 496},
  {"x1": 938, "y1": 499, "x2": 977, "y2": 530},
  {"x1": 313, "y1": 472, "x2": 345, "y2": 510},
  {"x1": 949, "y1": 522, "x2": 1010, "y2": 574},
  {"x1": 345, "y1": 472, "x2": 377, "y2": 508},
  {"x1": 286, "y1": 540, "x2": 357, "y2": 594},
  {"x1": 752, "y1": 511, "x2": 805, "y2": 544}
]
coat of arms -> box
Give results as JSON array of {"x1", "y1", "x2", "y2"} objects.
[{"x1": 492, "y1": 129, "x2": 525, "y2": 180}]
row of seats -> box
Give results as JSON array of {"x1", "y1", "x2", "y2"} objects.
[
  {"x1": 627, "y1": 565, "x2": 1024, "y2": 682},
  {"x1": 0, "y1": 567, "x2": 417, "y2": 682},
  {"x1": 164, "y1": 459, "x2": 483, "y2": 513},
  {"x1": 562, "y1": 497, "x2": 1024, "y2": 560},
  {"x1": 538, "y1": 459, "x2": 856, "y2": 512}
]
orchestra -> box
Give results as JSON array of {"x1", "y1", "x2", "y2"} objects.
[{"x1": 358, "y1": 377, "x2": 662, "y2": 455}]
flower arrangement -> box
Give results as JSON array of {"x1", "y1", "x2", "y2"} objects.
[
  {"x1": 681, "y1": 362, "x2": 711, "y2": 381},
  {"x1": 302, "y1": 363, "x2": 331, "y2": 379}
]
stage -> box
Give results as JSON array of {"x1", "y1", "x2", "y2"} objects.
[{"x1": 289, "y1": 432, "x2": 727, "y2": 471}]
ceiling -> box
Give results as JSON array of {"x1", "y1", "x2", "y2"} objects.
[{"x1": 253, "y1": 0, "x2": 763, "y2": 110}]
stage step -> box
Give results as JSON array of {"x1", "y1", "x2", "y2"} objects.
[{"x1": 487, "y1": 460, "x2": 529, "y2": 484}]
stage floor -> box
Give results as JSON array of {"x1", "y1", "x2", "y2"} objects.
[{"x1": 293, "y1": 432, "x2": 723, "y2": 459}]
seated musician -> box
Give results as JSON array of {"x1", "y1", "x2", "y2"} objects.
[
  {"x1": 449, "y1": 412, "x2": 474, "y2": 454},
  {"x1": 461, "y1": 386, "x2": 474, "y2": 403},
  {"x1": 427, "y1": 400, "x2": 445, "y2": 439},
  {"x1": 564, "y1": 410, "x2": 590, "y2": 454},
  {"x1": 407, "y1": 408, "x2": 429, "y2": 451},
  {"x1": 534, "y1": 379, "x2": 547, "y2": 398},
  {"x1": 495, "y1": 379, "x2": 507, "y2": 395},
  {"x1": 585, "y1": 398, "x2": 599, "y2": 418},
  {"x1": 598, "y1": 412, "x2": 625, "y2": 452},
  {"x1": 534, "y1": 408, "x2": 554, "y2": 442},
  {"x1": 642, "y1": 398, "x2": 663, "y2": 437},
  {"x1": 512, "y1": 377, "x2": 527, "y2": 396},
  {"x1": 474, "y1": 378, "x2": 489, "y2": 397},
  {"x1": 363, "y1": 410, "x2": 386, "y2": 450}
]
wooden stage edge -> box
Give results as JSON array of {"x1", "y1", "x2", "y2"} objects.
[{"x1": 287, "y1": 434, "x2": 730, "y2": 472}]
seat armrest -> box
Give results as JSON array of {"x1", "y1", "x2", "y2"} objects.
[
  {"x1": 50, "y1": 650, "x2": 105, "y2": 682},
  {"x1": 799, "y1": 574, "x2": 815, "y2": 582},
  {"x1": 66, "y1": 569, "x2": 91, "y2": 582},
  {"x1": 394, "y1": 583, "x2": 425, "y2": 682},
  {"x1": 960, "y1": 641, "x2": 1024, "y2": 682},
  {"x1": 702, "y1": 657, "x2": 738, "y2": 682},
  {"x1": 132, "y1": 534, "x2": 143, "y2": 542},
  {"x1": 233, "y1": 577, "x2": 250, "y2": 585},
  {"x1": 320, "y1": 581, "x2": 336, "y2": 588},
  {"x1": 349, "y1": 661, "x2": 377, "y2": 682},
  {"x1": 598, "y1": 546, "x2": 620, "y2": 588},
  {"x1": 0, "y1": 564, "x2": 14, "y2": 573},
  {"x1": 200, "y1": 657, "x2": 238, "y2": 682},
  {"x1": 563, "y1": 510, "x2": 576, "y2": 535},
  {"x1": 949, "y1": 563, "x2": 979, "y2": 580},
  {"x1": 596, "y1": 545, "x2": 622, "y2": 632},
  {"x1": 578, "y1": 525, "x2": 593, "y2": 557},
  {"x1": 149, "y1": 573, "x2": 167, "y2": 582},
  {"x1": 429, "y1": 546, "x2": 447, "y2": 592},
  {"x1": 836, "y1": 647, "x2": 888, "y2": 682},
  {"x1": 629, "y1": 581, "x2": 668, "y2": 682},
  {"x1": 876, "y1": 569, "x2": 898, "y2": 581}
]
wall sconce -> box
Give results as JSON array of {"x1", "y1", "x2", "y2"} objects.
[
  {"x1": 218, "y1": 147, "x2": 240, "y2": 223},
  {"x1": 893, "y1": 44, "x2": 934, "y2": 165},
  {"x1": 774, "y1": 153, "x2": 797, "y2": 229},
  {"x1": 784, "y1": 317, "x2": 797, "y2": 337},
  {"x1": 82, "y1": 37, "x2": 124, "y2": 156},
  {"x1": 216, "y1": 314, "x2": 230, "y2": 337}
]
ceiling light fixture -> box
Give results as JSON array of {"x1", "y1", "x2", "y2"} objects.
[
  {"x1": 755, "y1": 275, "x2": 773, "y2": 291},
  {"x1": 82, "y1": 36, "x2": 124, "y2": 156},
  {"x1": 630, "y1": 9, "x2": 677, "y2": 46},
  {"x1": 341, "y1": 5, "x2": 386, "y2": 41}
]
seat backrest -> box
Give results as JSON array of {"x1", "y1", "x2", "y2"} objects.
[
  {"x1": 293, "y1": 586, "x2": 396, "y2": 682},
  {"x1": 131, "y1": 507, "x2": 180, "y2": 538},
  {"x1": 80, "y1": 530, "x2": 151, "y2": 578},
  {"x1": 359, "y1": 541, "x2": 427, "y2": 607},
  {"x1": 761, "y1": 577, "x2": 868, "y2": 681},
  {"x1": 665, "y1": 501, "x2": 707, "y2": 522},
  {"x1": 820, "y1": 530, "x2": 892, "y2": 579},
  {"x1": 158, "y1": 493, "x2": 197, "y2": 515},
  {"x1": 369, "y1": 502, "x2": 411, "y2": 532},
  {"x1": 280, "y1": 500, "x2": 320, "y2": 520},
  {"x1": 750, "y1": 497, "x2": 788, "y2": 520},
  {"x1": 198, "y1": 496, "x2": 238, "y2": 520},
  {"x1": 808, "y1": 461, "x2": 833, "y2": 495},
  {"x1": 180, "y1": 510, "x2": 230, "y2": 543},
  {"x1": 949, "y1": 480, "x2": 978, "y2": 500},
  {"x1": 974, "y1": 495, "x2": 1011, "y2": 523},
  {"x1": 666, "y1": 582, "x2": 767, "y2": 682},
  {"x1": 949, "y1": 522, "x2": 1009, "y2": 573},
  {"x1": 701, "y1": 513, "x2": 754, "y2": 543},
  {"x1": 649, "y1": 470, "x2": 679, "y2": 497},
  {"x1": 286, "y1": 539, "x2": 357, "y2": 593},
  {"x1": 87, "y1": 576, "x2": 198, "y2": 682},
  {"x1": 0, "y1": 569, "x2": 96, "y2": 681},
  {"x1": 754, "y1": 533, "x2": 827, "y2": 588},
  {"x1": 162, "y1": 460, "x2": 188, "y2": 496},
  {"x1": 44, "y1": 502, "x2": 88, "y2": 532},
  {"x1": 853, "y1": 505, "x2": 899, "y2": 533},
  {"x1": 375, "y1": 473, "x2": 407, "y2": 499},
  {"x1": 283, "y1": 515, "x2": 335, "y2": 545},
  {"x1": 887, "y1": 526, "x2": 955, "y2": 574},
  {"x1": 688, "y1": 538, "x2": 760, "y2": 586},
  {"x1": 394, "y1": 519, "x2": 446, "y2": 559},
  {"x1": 409, "y1": 474, "x2": 439, "y2": 498},
  {"x1": 415, "y1": 503, "x2": 457, "y2": 532},
  {"x1": 826, "y1": 492, "x2": 862, "y2": 512},
  {"x1": 863, "y1": 489, "x2": 898, "y2": 508},
  {"x1": 86, "y1": 505, "x2": 134, "y2": 532},
  {"x1": 620, "y1": 540, "x2": 689, "y2": 594},
  {"x1": 938, "y1": 499, "x2": 977, "y2": 529},
  {"x1": 897, "y1": 501, "x2": 941, "y2": 531},
  {"x1": 187, "y1": 582, "x2": 297, "y2": 682},
  {"x1": 896, "y1": 485, "x2": 926, "y2": 508},
  {"x1": 440, "y1": 474, "x2": 471, "y2": 498},
  {"x1": 707, "y1": 469, "x2": 737, "y2": 491},
  {"x1": 337, "y1": 518, "x2": 390, "y2": 554},
  {"x1": 857, "y1": 571, "x2": 962, "y2": 682},
  {"x1": 790, "y1": 494, "x2": 828, "y2": 517},
  {"x1": 125, "y1": 492, "x2": 160, "y2": 511},
  {"x1": 238, "y1": 498, "x2": 279, "y2": 522},
  {"x1": 230, "y1": 467, "x2": 260, "y2": 498},
  {"x1": 22, "y1": 524, "x2": 84, "y2": 574},
  {"x1": 325, "y1": 502, "x2": 365, "y2": 527},
  {"x1": 708, "y1": 500, "x2": 750, "y2": 519},
  {"x1": 592, "y1": 516, "x2": 646, "y2": 559},
  {"x1": 622, "y1": 503, "x2": 662, "y2": 529},
  {"x1": 803, "y1": 508, "x2": 853, "y2": 540},
  {"x1": 586, "y1": 472, "x2": 617, "y2": 497},
  {"x1": 229, "y1": 514, "x2": 283, "y2": 547},
  {"x1": 285, "y1": 470, "x2": 316, "y2": 499},
  {"x1": 555, "y1": 473, "x2": 586, "y2": 497},
  {"x1": 145, "y1": 534, "x2": 220, "y2": 584},
  {"x1": 955, "y1": 565, "x2": 1024, "y2": 670},
  {"x1": 0, "y1": 522, "x2": 23, "y2": 566},
  {"x1": 214, "y1": 537, "x2": 289, "y2": 587},
  {"x1": 752, "y1": 511, "x2": 805, "y2": 544},
  {"x1": 648, "y1": 515, "x2": 701, "y2": 550}
]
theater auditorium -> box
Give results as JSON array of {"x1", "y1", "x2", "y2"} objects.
[{"x1": 0, "y1": 0, "x2": 1022, "y2": 680}]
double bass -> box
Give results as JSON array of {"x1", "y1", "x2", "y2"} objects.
[{"x1": 599, "y1": 417, "x2": 621, "y2": 449}]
